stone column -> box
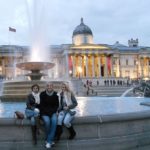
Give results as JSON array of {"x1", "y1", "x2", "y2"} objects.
[
  {"x1": 117, "y1": 57, "x2": 121, "y2": 77},
  {"x1": 1, "y1": 57, "x2": 5, "y2": 75},
  {"x1": 72, "y1": 55, "x2": 76, "y2": 78},
  {"x1": 110, "y1": 56, "x2": 114, "y2": 77},
  {"x1": 79, "y1": 55, "x2": 83, "y2": 78},
  {"x1": 65, "y1": 54, "x2": 69, "y2": 78},
  {"x1": 141, "y1": 58, "x2": 144, "y2": 78},
  {"x1": 105, "y1": 55, "x2": 108, "y2": 77},
  {"x1": 147, "y1": 58, "x2": 149, "y2": 77},
  {"x1": 98, "y1": 55, "x2": 101, "y2": 77},
  {"x1": 85, "y1": 55, "x2": 88, "y2": 77},
  {"x1": 92, "y1": 55, "x2": 95, "y2": 77}
]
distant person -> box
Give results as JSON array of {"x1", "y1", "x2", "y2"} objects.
[
  {"x1": 86, "y1": 80, "x2": 89, "y2": 85},
  {"x1": 55, "y1": 83, "x2": 78, "y2": 141},
  {"x1": 113, "y1": 80, "x2": 116, "y2": 86},
  {"x1": 110, "y1": 80, "x2": 112, "y2": 86},
  {"x1": 40, "y1": 82, "x2": 59, "y2": 149},
  {"x1": 25, "y1": 84, "x2": 41, "y2": 145},
  {"x1": 97, "y1": 80, "x2": 99, "y2": 86},
  {"x1": 104, "y1": 80, "x2": 106, "y2": 86}
]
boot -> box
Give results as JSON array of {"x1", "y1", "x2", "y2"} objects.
[
  {"x1": 35, "y1": 117, "x2": 42, "y2": 135},
  {"x1": 55, "y1": 125, "x2": 63, "y2": 141},
  {"x1": 31, "y1": 125, "x2": 37, "y2": 145},
  {"x1": 67, "y1": 126, "x2": 76, "y2": 140}
]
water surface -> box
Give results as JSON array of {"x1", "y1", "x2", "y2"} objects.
[{"x1": 0, "y1": 97, "x2": 150, "y2": 118}]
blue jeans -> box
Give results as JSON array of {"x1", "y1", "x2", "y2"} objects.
[
  {"x1": 42, "y1": 113, "x2": 57, "y2": 144},
  {"x1": 25, "y1": 109, "x2": 39, "y2": 126},
  {"x1": 57, "y1": 111, "x2": 74, "y2": 128}
]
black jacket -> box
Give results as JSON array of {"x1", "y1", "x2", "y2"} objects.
[
  {"x1": 26, "y1": 93, "x2": 40, "y2": 110},
  {"x1": 40, "y1": 91, "x2": 59, "y2": 117}
]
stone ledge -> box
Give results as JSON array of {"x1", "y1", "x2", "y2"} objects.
[
  {"x1": 1, "y1": 112, "x2": 150, "y2": 149},
  {"x1": 1, "y1": 110, "x2": 150, "y2": 125}
]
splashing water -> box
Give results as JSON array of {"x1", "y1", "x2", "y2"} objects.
[{"x1": 121, "y1": 87, "x2": 134, "y2": 97}]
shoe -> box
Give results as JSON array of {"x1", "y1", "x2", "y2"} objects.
[
  {"x1": 51, "y1": 141, "x2": 55, "y2": 146},
  {"x1": 67, "y1": 126, "x2": 76, "y2": 140},
  {"x1": 45, "y1": 143, "x2": 51, "y2": 149}
]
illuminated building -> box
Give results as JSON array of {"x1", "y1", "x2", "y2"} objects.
[{"x1": 0, "y1": 18, "x2": 150, "y2": 80}]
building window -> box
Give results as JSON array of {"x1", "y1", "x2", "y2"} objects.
[
  {"x1": 126, "y1": 59, "x2": 128, "y2": 66},
  {"x1": 83, "y1": 36, "x2": 87, "y2": 43}
]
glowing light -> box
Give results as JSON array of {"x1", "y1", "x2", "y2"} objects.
[{"x1": 77, "y1": 66, "x2": 82, "y2": 73}]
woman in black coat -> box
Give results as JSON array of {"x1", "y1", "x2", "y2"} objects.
[{"x1": 25, "y1": 84, "x2": 40, "y2": 145}]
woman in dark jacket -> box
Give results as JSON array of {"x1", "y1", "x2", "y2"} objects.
[
  {"x1": 40, "y1": 82, "x2": 59, "y2": 149},
  {"x1": 25, "y1": 84, "x2": 40, "y2": 145},
  {"x1": 55, "y1": 83, "x2": 78, "y2": 141}
]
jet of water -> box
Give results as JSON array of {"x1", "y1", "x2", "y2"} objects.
[
  {"x1": 121, "y1": 87, "x2": 133, "y2": 97},
  {"x1": 25, "y1": 0, "x2": 50, "y2": 62}
]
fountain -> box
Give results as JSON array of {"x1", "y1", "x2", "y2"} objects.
[
  {"x1": 133, "y1": 82, "x2": 150, "y2": 97},
  {"x1": 16, "y1": 61, "x2": 55, "y2": 80}
]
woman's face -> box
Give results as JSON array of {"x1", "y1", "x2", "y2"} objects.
[
  {"x1": 62, "y1": 85, "x2": 66, "y2": 91},
  {"x1": 32, "y1": 86, "x2": 39, "y2": 93}
]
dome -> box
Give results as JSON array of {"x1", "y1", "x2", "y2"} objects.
[{"x1": 73, "y1": 18, "x2": 93, "y2": 36}]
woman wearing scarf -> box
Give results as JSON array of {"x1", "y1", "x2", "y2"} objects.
[
  {"x1": 40, "y1": 82, "x2": 59, "y2": 149},
  {"x1": 55, "y1": 83, "x2": 78, "y2": 141},
  {"x1": 25, "y1": 84, "x2": 40, "y2": 145}
]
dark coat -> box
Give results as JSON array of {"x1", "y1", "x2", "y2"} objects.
[
  {"x1": 40, "y1": 91, "x2": 59, "y2": 117},
  {"x1": 26, "y1": 93, "x2": 40, "y2": 110}
]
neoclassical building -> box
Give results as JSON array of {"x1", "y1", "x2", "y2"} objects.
[{"x1": 0, "y1": 18, "x2": 150, "y2": 80}]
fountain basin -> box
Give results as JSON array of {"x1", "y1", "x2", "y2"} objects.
[
  {"x1": 16, "y1": 62, "x2": 55, "y2": 71},
  {"x1": 16, "y1": 62, "x2": 55, "y2": 80},
  {"x1": 1, "y1": 97, "x2": 150, "y2": 149}
]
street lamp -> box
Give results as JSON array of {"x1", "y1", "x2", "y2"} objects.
[{"x1": 69, "y1": 70, "x2": 72, "y2": 77}]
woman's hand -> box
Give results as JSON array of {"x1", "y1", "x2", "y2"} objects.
[{"x1": 63, "y1": 106, "x2": 69, "y2": 110}]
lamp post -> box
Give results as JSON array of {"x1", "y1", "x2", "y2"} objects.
[
  {"x1": 136, "y1": 60, "x2": 139, "y2": 79},
  {"x1": 69, "y1": 70, "x2": 72, "y2": 78}
]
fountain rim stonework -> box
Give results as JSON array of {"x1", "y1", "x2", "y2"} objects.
[{"x1": 16, "y1": 62, "x2": 55, "y2": 71}]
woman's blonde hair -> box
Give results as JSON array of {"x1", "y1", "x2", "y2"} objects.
[{"x1": 61, "y1": 83, "x2": 75, "y2": 95}]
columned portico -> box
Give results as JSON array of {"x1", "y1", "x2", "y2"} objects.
[{"x1": 68, "y1": 52, "x2": 113, "y2": 78}]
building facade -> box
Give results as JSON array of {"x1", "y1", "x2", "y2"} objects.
[{"x1": 0, "y1": 18, "x2": 150, "y2": 80}]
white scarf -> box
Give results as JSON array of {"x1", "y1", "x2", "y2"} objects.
[
  {"x1": 63, "y1": 91, "x2": 73, "y2": 106},
  {"x1": 32, "y1": 92, "x2": 40, "y2": 104}
]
